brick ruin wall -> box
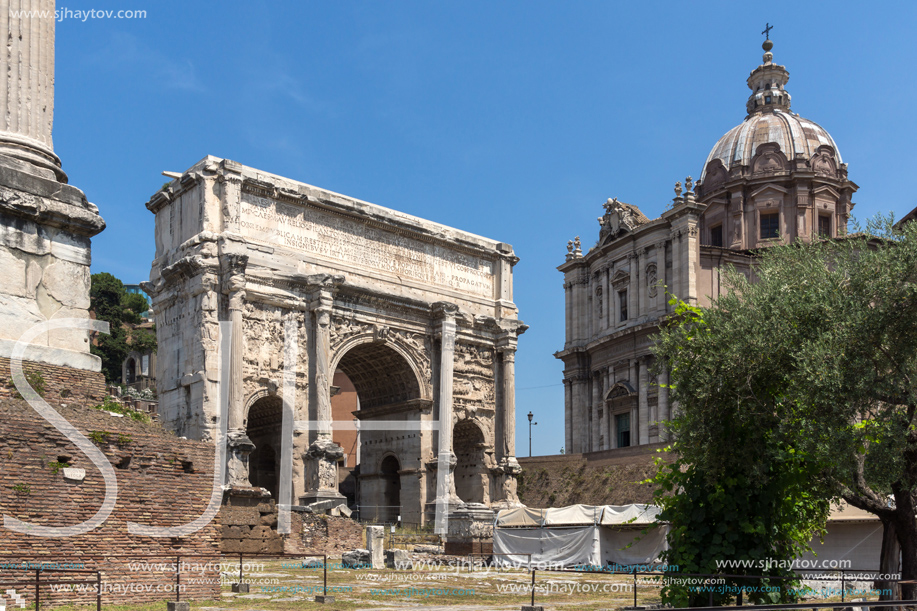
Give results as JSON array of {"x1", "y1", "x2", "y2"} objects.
[
  {"x1": 0, "y1": 357, "x2": 107, "y2": 407},
  {"x1": 0, "y1": 397, "x2": 220, "y2": 606}
]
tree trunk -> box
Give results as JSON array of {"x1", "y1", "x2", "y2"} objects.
[
  {"x1": 878, "y1": 518, "x2": 901, "y2": 601},
  {"x1": 893, "y1": 492, "x2": 917, "y2": 608}
]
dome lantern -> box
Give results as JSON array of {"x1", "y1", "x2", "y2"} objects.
[{"x1": 746, "y1": 38, "x2": 792, "y2": 115}]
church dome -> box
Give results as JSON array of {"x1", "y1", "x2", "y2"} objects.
[{"x1": 700, "y1": 39, "x2": 842, "y2": 181}]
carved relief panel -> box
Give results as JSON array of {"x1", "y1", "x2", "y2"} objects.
[{"x1": 453, "y1": 342, "x2": 496, "y2": 419}]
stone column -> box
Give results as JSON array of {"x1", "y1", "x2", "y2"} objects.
[
  {"x1": 225, "y1": 254, "x2": 255, "y2": 488},
  {"x1": 684, "y1": 222, "x2": 699, "y2": 304},
  {"x1": 604, "y1": 368, "x2": 612, "y2": 450},
  {"x1": 301, "y1": 278, "x2": 346, "y2": 505},
  {"x1": 494, "y1": 335, "x2": 522, "y2": 509},
  {"x1": 591, "y1": 372, "x2": 601, "y2": 452},
  {"x1": 638, "y1": 357, "x2": 649, "y2": 445},
  {"x1": 564, "y1": 379, "x2": 572, "y2": 452},
  {"x1": 604, "y1": 268, "x2": 611, "y2": 329},
  {"x1": 0, "y1": 0, "x2": 64, "y2": 181},
  {"x1": 0, "y1": 0, "x2": 103, "y2": 372},
  {"x1": 434, "y1": 302, "x2": 461, "y2": 505},
  {"x1": 637, "y1": 248, "x2": 647, "y2": 320},
  {"x1": 628, "y1": 255, "x2": 638, "y2": 322},
  {"x1": 564, "y1": 281, "x2": 572, "y2": 344},
  {"x1": 671, "y1": 232, "x2": 681, "y2": 302},
  {"x1": 629, "y1": 359, "x2": 638, "y2": 446},
  {"x1": 658, "y1": 367, "x2": 670, "y2": 440}
]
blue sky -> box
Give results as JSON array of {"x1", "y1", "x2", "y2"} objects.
[{"x1": 58, "y1": 1, "x2": 917, "y2": 456}]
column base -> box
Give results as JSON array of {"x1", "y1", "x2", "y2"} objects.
[
  {"x1": 444, "y1": 503, "x2": 495, "y2": 555},
  {"x1": 299, "y1": 489, "x2": 347, "y2": 507}
]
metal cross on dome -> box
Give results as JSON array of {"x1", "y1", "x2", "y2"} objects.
[{"x1": 762, "y1": 23, "x2": 773, "y2": 39}]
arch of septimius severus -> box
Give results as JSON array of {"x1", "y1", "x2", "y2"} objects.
[{"x1": 143, "y1": 156, "x2": 527, "y2": 526}]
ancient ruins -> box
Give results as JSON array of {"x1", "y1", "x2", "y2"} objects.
[
  {"x1": 143, "y1": 157, "x2": 527, "y2": 526},
  {"x1": 0, "y1": 0, "x2": 105, "y2": 385}
]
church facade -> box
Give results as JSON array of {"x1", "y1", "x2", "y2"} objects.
[{"x1": 555, "y1": 39, "x2": 858, "y2": 453}]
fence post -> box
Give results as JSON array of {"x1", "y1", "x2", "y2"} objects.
[
  {"x1": 96, "y1": 571, "x2": 101, "y2": 611},
  {"x1": 176, "y1": 555, "x2": 181, "y2": 602},
  {"x1": 531, "y1": 569, "x2": 536, "y2": 608},
  {"x1": 324, "y1": 554, "x2": 327, "y2": 598},
  {"x1": 34, "y1": 568, "x2": 39, "y2": 611},
  {"x1": 239, "y1": 552, "x2": 243, "y2": 584},
  {"x1": 841, "y1": 569, "x2": 845, "y2": 603},
  {"x1": 634, "y1": 570, "x2": 639, "y2": 608}
]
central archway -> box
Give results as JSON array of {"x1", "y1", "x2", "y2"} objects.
[
  {"x1": 334, "y1": 341, "x2": 423, "y2": 409},
  {"x1": 380, "y1": 455, "x2": 401, "y2": 522},
  {"x1": 333, "y1": 339, "x2": 429, "y2": 525}
]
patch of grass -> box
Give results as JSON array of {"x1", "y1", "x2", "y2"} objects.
[
  {"x1": 6, "y1": 370, "x2": 47, "y2": 398},
  {"x1": 89, "y1": 430, "x2": 110, "y2": 444},
  {"x1": 11, "y1": 483, "x2": 30, "y2": 495},
  {"x1": 48, "y1": 460, "x2": 70, "y2": 474},
  {"x1": 93, "y1": 397, "x2": 151, "y2": 423}
]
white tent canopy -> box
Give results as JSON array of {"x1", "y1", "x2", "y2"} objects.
[{"x1": 493, "y1": 504, "x2": 667, "y2": 569}]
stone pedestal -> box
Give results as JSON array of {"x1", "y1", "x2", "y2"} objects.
[
  {"x1": 491, "y1": 458, "x2": 524, "y2": 511},
  {"x1": 300, "y1": 437, "x2": 346, "y2": 505},
  {"x1": 166, "y1": 602, "x2": 190, "y2": 611},
  {"x1": 230, "y1": 583, "x2": 249, "y2": 593},
  {"x1": 226, "y1": 430, "x2": 256, "y2": 488},
  {"x1": 366, "y1": 525, "x2": 384, "y2": 569},
  {"x1": 444, "y1": 503, "x2": 495, "y2": 556},
  {"x1": 314, "y1": 595, "x2": 335, "y2": 604}
]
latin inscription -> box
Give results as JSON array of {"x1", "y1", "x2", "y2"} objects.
[{"x1": 235, "y1": 193, "x2": 495, "y2": 297}]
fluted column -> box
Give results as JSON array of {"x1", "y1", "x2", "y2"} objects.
[
  {"x1": 434, "y1": 302, "x2": 461, "y2": 505},
  {"x1": 0, "y1": 0, "x2": 64, "y2": 180},
  {"x1": 494, "y1": 333, "x2": 523, "y2": 508},
  {"x1": 564, "y1": 379, "x2": 572, "y2": 452},
  {"x1": 659, "y1": 367, "x2": 670, "y2": 440},
  {"x1": 500, "y1": 347, "x2": 517, "y2": 459},
  {"x1": 225, "y1": 254, "x2": 254, "y2": 488},
  {"x1": 313, "y1": 295, "x2": 333, "y2": 439},
  {"x1": 591, "y1": 372, "x2": 601, "y2": 452},
  {"x1": 301, "y1": 275, "x2": 346, "y2": 505},
  {"x1": 638, "y1": 357, "x2": 649, "y2": 444}
]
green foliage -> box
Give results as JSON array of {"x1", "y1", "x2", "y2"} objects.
[
  {"x1": 6, "y1": 370, "x2": 46, "y2": 398},
  {"x1": 48, "y1": 460, "x2": 70, "y2": 474},
  {"x1": 652, "y1": 214, "x2": 917, "y2": 602},
  {"x1": 89, "y1": 272, "x2": 156, "y2": 382},
  {"x1": 11, "y1": 483, "x2": 30, "y2": 495},
  {"x1": 117, "y1": 433, "x2": 133, "y2": 445},
  {"x1": 89, "y1": 430, "x2": 109, "y2": 444},
  {"x1": 92, "y1": 397, "x2": 151, "y2": 423},
  {"x1": 651, "y1": 449, "x2": 826, "y2": 606}
]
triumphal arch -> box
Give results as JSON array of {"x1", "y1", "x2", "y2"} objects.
[{"x1": 143, "y1": 156, "x2": 526, "y2": 525}]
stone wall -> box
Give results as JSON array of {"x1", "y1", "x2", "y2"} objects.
[
  {"x1": 0, "y1": 356, "x2": 107, "y2": 407},
  {"x1": 220, "y1": 498, "x2": 363, "y2": 556},
  {"x1": 0, "y1": 398, "x2": 220, "y2": 607},
  {"x1": 517, "y1": 443, "x2": 670, "y2": 508}
]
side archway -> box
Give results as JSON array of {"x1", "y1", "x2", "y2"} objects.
[{"x1": 454, "y1": 419, "x2": 488, "y2": 504}]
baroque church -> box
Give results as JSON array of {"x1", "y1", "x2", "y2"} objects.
[{"x1": 556, "y1": 38, "x2": 858, "y2": 454}]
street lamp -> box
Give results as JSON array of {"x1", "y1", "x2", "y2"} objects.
[{"x1": 527, "y1": 411, "x2": 537, "y2": 457}]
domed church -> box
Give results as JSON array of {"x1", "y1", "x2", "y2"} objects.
[{"x1": 555, "y1": 38, "x2": 858, "y2": 454}]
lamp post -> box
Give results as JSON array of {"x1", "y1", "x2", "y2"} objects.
[{"x1": 527, "y1": 411, "x2": 537, "y2": 457}]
